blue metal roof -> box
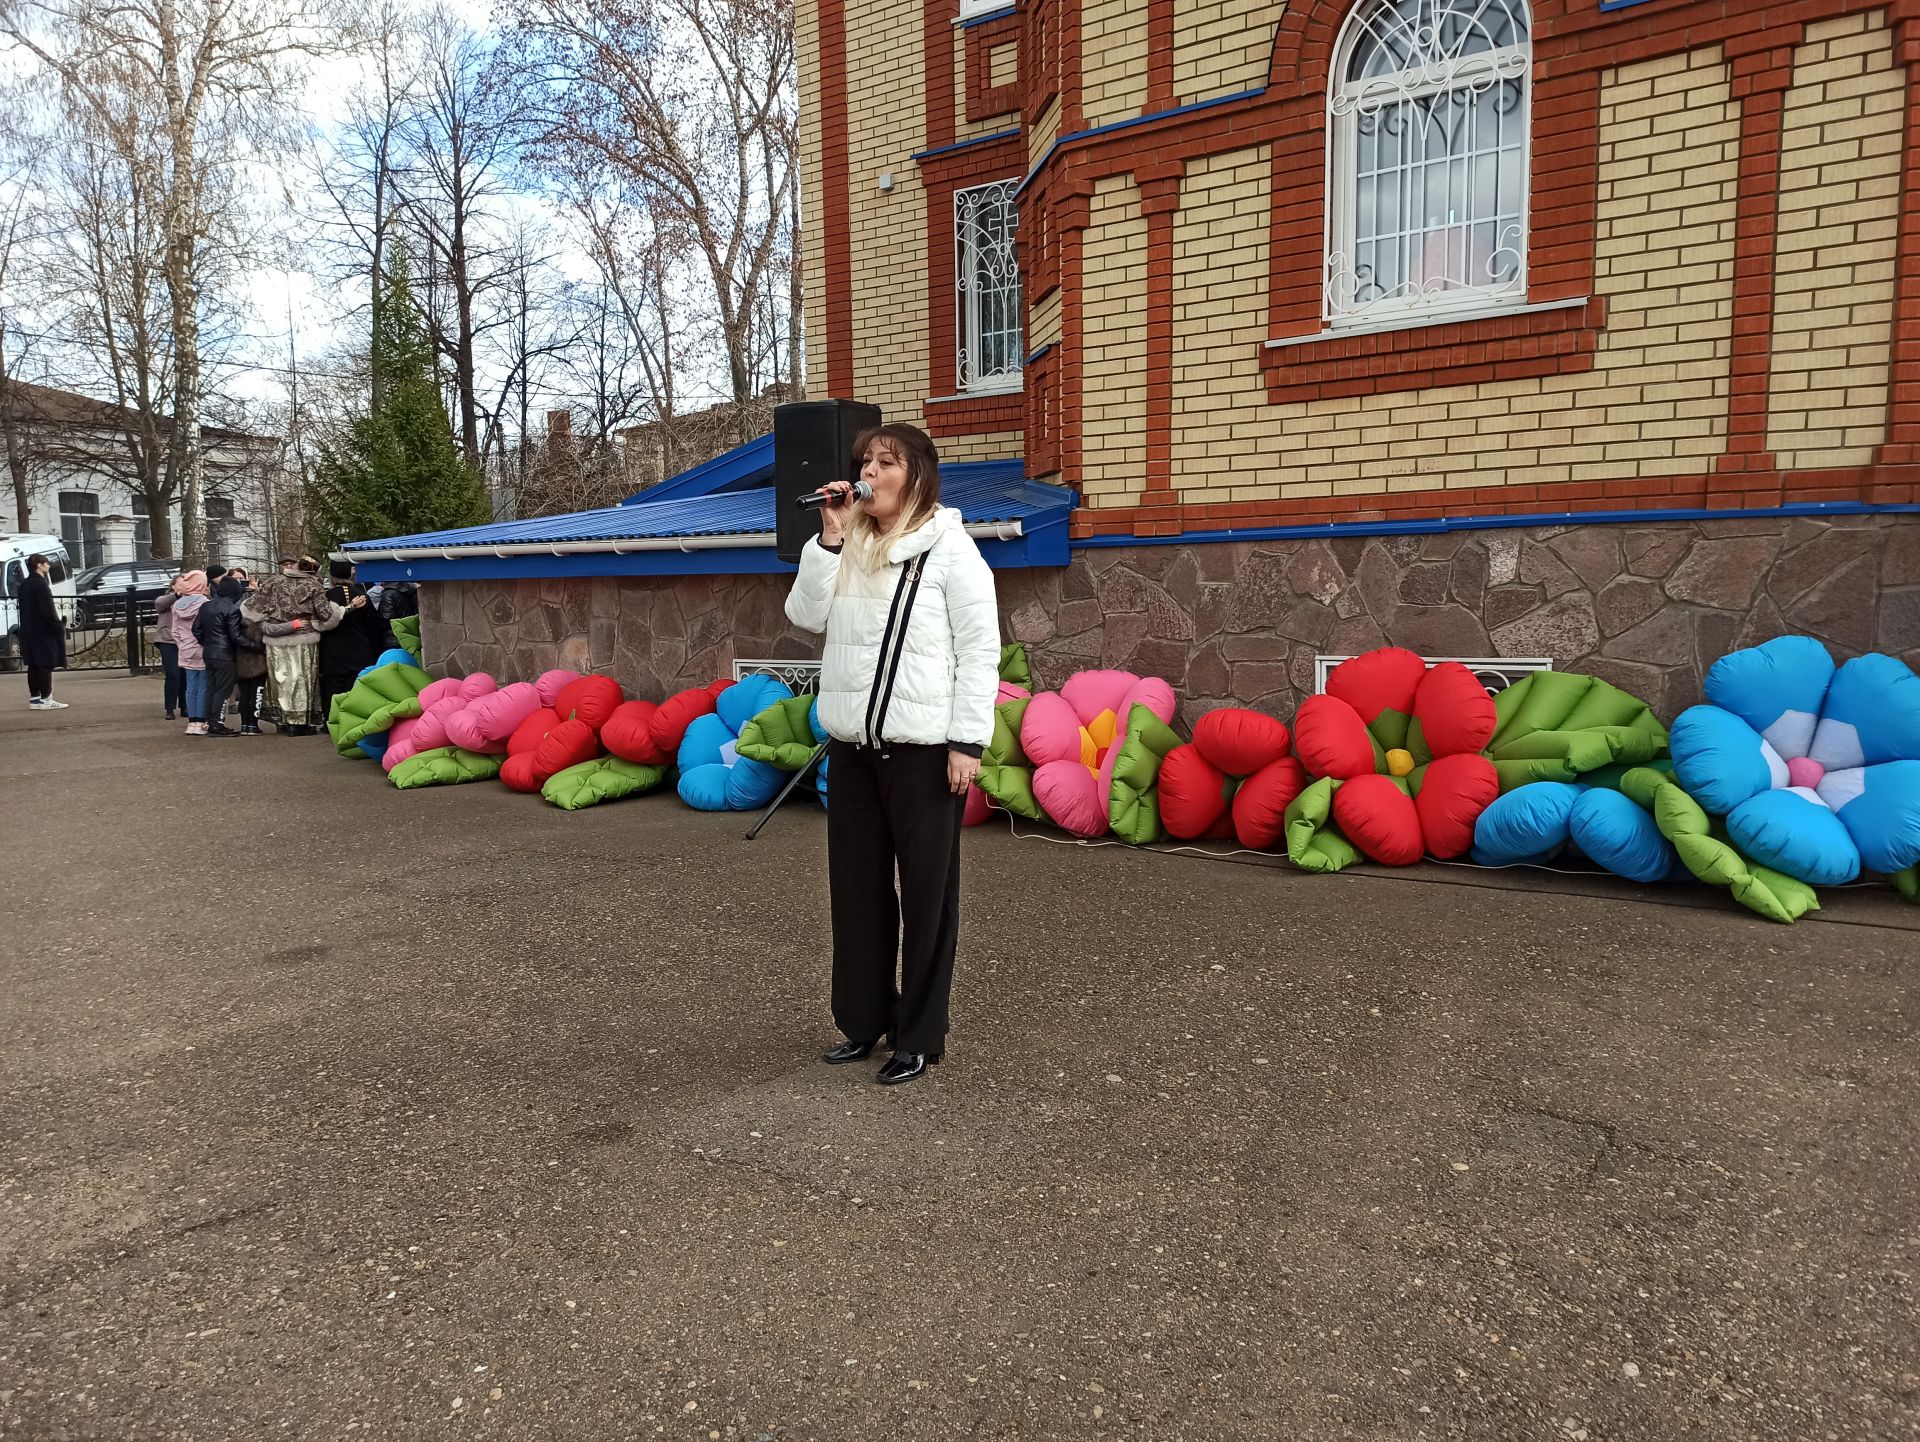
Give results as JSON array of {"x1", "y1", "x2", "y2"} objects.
[
  {"x1": 344, "y1": 446, "x2": 1074, "y2": 581},
  {"x1": 621, "y1": 434, "x2": 774, "y2": 504}
]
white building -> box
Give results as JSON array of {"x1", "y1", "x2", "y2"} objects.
[{"x1": 1, "y1": 379, "x2": 283, "y2": 573}]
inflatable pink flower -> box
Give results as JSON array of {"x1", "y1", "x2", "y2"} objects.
[
  {"x1": 1019, "y1": 669, "x2": 1177, "y2": 837},
  {"x1": 383, "y1": 673, "x2": 499, "y2": 772},
  {"x1": 444, "y1": 681, "x2": 542, "y2": 752}
]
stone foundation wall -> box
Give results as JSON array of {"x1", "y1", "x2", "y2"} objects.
[{"x1": 421, "y1": 513, "x2": 1920, "y2": 723}]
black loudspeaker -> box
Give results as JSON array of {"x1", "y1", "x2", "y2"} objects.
[{"x1": 774, "y1": 398, "x2": 881, "y2": 563}]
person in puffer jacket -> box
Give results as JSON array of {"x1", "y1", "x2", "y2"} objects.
[
  {"x1": 784, "y1": 421, "x2": 1000, "y2": 1087},
  {"x1": 160, "y1": 570, "x2": 212, "y2": 735},
  {"x1": 194, "y1": 575, "x2": 265, "y2": 736}
]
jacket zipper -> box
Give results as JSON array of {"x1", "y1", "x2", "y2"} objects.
[{"x1": 862, "y1": 558, "x2": 913, "y2": 745}]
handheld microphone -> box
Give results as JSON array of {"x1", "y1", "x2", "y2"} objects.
[{"x1": 796, "y1": 480, "x2": 873, "y2": 511}]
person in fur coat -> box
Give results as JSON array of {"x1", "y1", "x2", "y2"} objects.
[{"x1": 242, "y1": 567, "x2": 344, "y2": 735}]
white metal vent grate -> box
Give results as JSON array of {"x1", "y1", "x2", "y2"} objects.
[
  {"x1": 734, "y1": 659, "x2": 823, "y2": 694},
  {"x1": 1313, "y1": 654, "x2": 1553, "y2": 696}
]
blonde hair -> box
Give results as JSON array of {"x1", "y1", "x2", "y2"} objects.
[{"x1": 841, "y1": 423, "x2": 941, "y2": 574}]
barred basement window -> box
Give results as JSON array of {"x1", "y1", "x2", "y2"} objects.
[
  {"x1": 1326, "y1": 0, "x2": 1531, "y2": 325},
  {"x1": 58, "y1": 490, "x2": 103, "y2": 569},
  {"x1": 955, "y1": 178, "x2": 1023, "y2": 393}
]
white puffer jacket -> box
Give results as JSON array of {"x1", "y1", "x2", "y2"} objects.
[{"x1": 785, "y1": 506, "x2": 1001, "y2": 750}]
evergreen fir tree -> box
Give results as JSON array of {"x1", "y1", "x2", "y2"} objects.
[{"x1": 309, "y1": 246, "x2": 490, "y2": 550}]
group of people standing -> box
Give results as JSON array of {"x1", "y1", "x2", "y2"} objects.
[{"x1": 150, "y1": 557, "x2": 407, "y2": 737}]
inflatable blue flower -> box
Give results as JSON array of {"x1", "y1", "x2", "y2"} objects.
[
  {"x1": 1670, "y1": 637, "x2": 1920, "y2": 886},
  {"x1": 676, "y1": 673, "x2": 794, "y2": 811}
]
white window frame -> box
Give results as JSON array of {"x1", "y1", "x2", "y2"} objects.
[
  {"x1": 1324, "y1": 0, "x2": 1533, "y2": 328},
  {"x1": 957, "y1": 0, "x2": 1012, "y2": 20},
  {"x1": 954, "y1": 178, "x2": 1024, "y2": 395},
  {"x1": 58, "y1": 489, "x2": 104, "y2": 569}
]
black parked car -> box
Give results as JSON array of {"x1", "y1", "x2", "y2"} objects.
[{"x1": 73, "y1": 560, "x2": 178, "y2": 627}]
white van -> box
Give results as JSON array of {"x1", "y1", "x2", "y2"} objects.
[{"x1": 1, "y1": 534, "x2": 76, "y2": 671}]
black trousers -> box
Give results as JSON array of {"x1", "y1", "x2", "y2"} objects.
[
  {"x1": 826, "y1": 739, "x2": 965, "y2": 1055},
  {"x1": 27, "y1": 664, "x2": 53, "y2": 699},
  {"x1": 205, "y1": 660, "x2": 237, "y2": 725},
  {"x1": 233, "y1": 674, "x2": 261, "y2": 727}
]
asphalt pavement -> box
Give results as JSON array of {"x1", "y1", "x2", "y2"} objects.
[{"x1": 3, "y1": 673, "x2": 1917, "y2": 1441}]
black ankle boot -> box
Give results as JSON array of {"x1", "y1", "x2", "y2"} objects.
[
  {"x1": 876, "y1": 1051, "x2": 942, "y2": 1085},
  {"x1": 822, "y1": 1037, "x2": 879, "y2": 1065}
]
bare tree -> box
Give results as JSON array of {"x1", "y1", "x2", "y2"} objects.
[
  {"x1": 506, "y1": 0, "x2": 797, "y2": 446},
  {"x1": 0, "y1": 166, "x2": 39, "y2": 531},
  {"x1": 307, "y1": 0, "x2": 416, "y2": 417},
  {"x1": 1, "y1": 0, "x2": 325, "y2": 566},
  {"x1": 395, "y1": 9, "x2": 523, "y2": 469}
]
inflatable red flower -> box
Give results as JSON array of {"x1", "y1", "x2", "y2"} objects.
[{"x1": 1290, "y1": 647, "x2": 1499, "y2": 866}]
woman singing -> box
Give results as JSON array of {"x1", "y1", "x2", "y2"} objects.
[{"x1": 784, "y1": 423, "x2": 1001, "y2": 1085}]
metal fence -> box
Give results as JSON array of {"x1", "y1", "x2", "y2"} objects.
[{"x1": 2, "y1": 589, "x2": 163, "y2": 674}]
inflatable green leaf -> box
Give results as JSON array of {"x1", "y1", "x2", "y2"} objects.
[
  {"x1": 1284, "y1": 776, "x2": 1362, "y2": 874},
  {"x1": 977, "y1": 696, "x2": 1043, "y2": 821},
  {"x1": 736, "y1": 694, "x2": 826, "y2": 771},
  {"x1": 328, "y1": 660, "x2": 431, "y2": 756},
  {"x1": 543, "y1": 756, "x2": 673, "y2": 810},
  {"x1": 999, "y1": 643, "x2": 1031, "y2": 690},
  {"x1": 389, "y1": 614, "x2": 421, "y2": 658},
  {"x1": 1620, "y1": 765, "x2": 1819, "y2": 923},
  {"x1": 1484, "y1": 671, "x2": 1668, "y2": 791},
  {"x1": 1107, "y1": 703, "x2": 1185, "y2": 845},
  {"x1": 388, "y1": 745, "x2": 504, "y2": 789}
]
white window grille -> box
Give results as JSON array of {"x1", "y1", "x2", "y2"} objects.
[
  {"x1": 955, "y1": 178, "x2": 1023, "y2": 393},
  {"x1": 1325, "y1": 0, "x2": 1531, "y2": 325},
  {"x1": 58, "y1": 490, "x2": 103, "y2": 569}
]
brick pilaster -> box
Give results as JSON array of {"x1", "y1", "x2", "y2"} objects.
[
  {"x1": 1713, "y1": 31, "x2": 1805, "y2": 497},
  {"x1": 1878, "y1": 10, "x2": 1920, "y2": 464}
]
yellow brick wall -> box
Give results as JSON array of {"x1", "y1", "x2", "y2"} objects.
[
  {"x1": 1029, "y1": 287, "x2": 1063, "y2": 353},
  {"x1": 990, "y1": 40, "x2": 1018, "y2": 88},
  {"x1": 1173, "y1": 0, "x2": 1282, "y2": 106},
  {"x1": 938, "y1": 429, "x2": 1025, "y2": 464},
  {"x1": 797, "y1": 0, "x2": 826, "y2": 393},
  {"x1": 1131, "y1": 48, "x2": 1745, "y2": 507},
  {"x1": 1028, "y1": 95, "x2": 1061, "y2": 173},
  {"x1": 1081, "y1": 0, "x2": 1149, "y2": 126},
  {"x1": 1081, "y1": 175, "x2": 1149, "y2": 500},
  {"x1": 845, "y1": 0, "x2": 932, "y2": 424},
  {"x1": 1769, "y1": 10, "x2": 1905, "y2": 469}
]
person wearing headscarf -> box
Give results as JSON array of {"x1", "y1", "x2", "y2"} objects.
[
  {"x1": 242, "y1": 566, "x2": 344, "y2": 735},
  {"x1": 158, "y1": 570, "x2": 212, "y2": 734},
  {"x1": 318, "y1": 559, "x2": 393, "y2": 721}
]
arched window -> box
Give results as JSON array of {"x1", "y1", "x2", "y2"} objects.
[{"x1": 1326, "y1": 0, "x2": 1531, "y2": 325}]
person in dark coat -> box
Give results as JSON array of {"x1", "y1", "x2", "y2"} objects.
[
  {"x1": 18, "y1": 552, "x2": 69, "y2": 710},
  {"x1": 193, "y1": 575, "x2": 264, "y2": 736},
  {"x1": 317, "y1": 560, "x2": 393, "y2": 722}
]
